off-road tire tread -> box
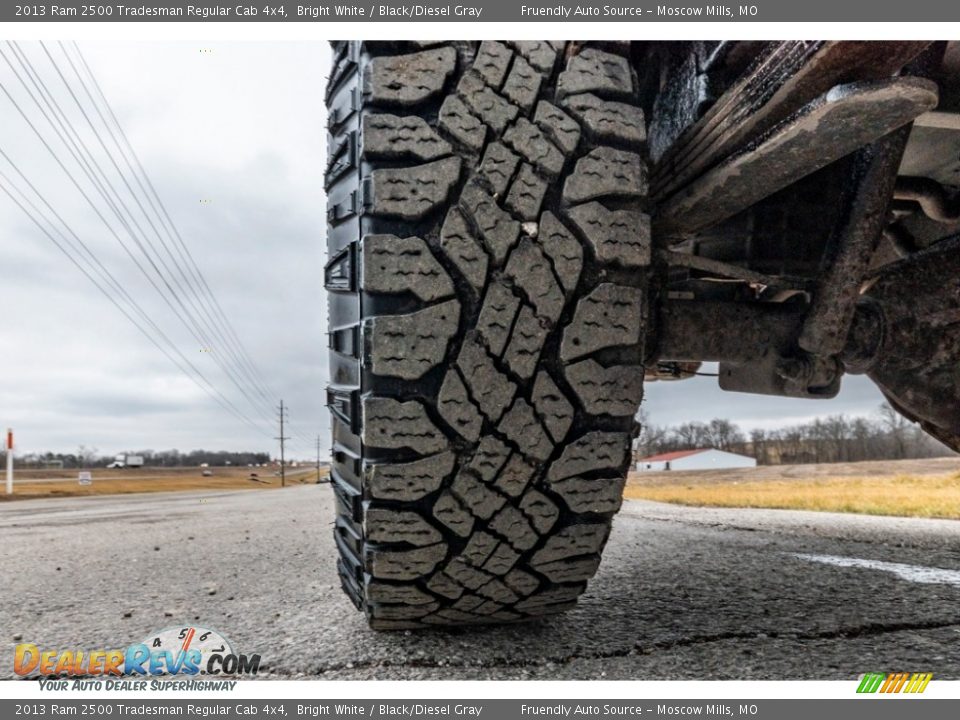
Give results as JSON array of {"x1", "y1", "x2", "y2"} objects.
[{"x1": 326, "y1": 41, "x2": 650, "y2": 629}]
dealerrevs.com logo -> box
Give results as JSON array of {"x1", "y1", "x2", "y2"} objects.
[{"x1": 15, "y1": 626, "x2": 261, "y2": 681}]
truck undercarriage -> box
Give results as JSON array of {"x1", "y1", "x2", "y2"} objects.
[
  {"x1": 324, "y1": 40, "x2": 960, "y2": 628},
  {"x1": 639, "y1": 41, "x2": 959, "y2": 449}
]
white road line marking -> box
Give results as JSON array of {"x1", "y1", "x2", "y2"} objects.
[{"x1": 793, "y1": 553, "x2": 960, "y2": 587}]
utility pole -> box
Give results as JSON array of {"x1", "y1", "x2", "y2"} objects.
[{"x1": 275, "y1": 401, "x2": 289, "y2": 488}]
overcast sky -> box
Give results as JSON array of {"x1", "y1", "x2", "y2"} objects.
[{"x1": 0, "y1": 41, "x2": 891, "y2": 459}]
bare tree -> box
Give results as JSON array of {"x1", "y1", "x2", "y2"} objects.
[
  {"x1": 76, "y1": 445, "x2": 98, "y2": 469},
  {"x1": 879, "y1": 402, "x2": 911, "y2": 459}
]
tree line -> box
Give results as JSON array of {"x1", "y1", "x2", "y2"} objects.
[
  {"x1": 634, "y1": 402, "x2": 954, "y2": 465},
  {"x1": 4, "y1": 447, "x2": 272, "y2": 469}
]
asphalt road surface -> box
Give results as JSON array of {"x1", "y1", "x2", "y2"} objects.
[{"x1": 2, "y1": 485, "x2": 959, "y2": 680}]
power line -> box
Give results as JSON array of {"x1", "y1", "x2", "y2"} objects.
[
  {"x1": 11, "y1": 41, "x2": 277, "y2": 425},
  {"x1": 1, "y1": 42, "x2": 277, "y2": 430},
  {"x1": 59, "y1": 41, "x2": 279, "y2": 412},
  {"x1": 66, "y1": 41, "x2": 282, "y2": 412},
  {"x1": 0, "y1": 161, "x2": 271, "y2": 437}
]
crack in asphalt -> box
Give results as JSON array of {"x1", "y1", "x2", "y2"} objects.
[{"x1": 259, "y1": 617, "x2": 960, "y2": 676}]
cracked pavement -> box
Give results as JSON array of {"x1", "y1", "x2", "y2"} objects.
[{"x1": 1, "y1": 485, "x2": 959, "y2": 680}]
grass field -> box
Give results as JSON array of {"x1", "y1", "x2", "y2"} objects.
[
  {"x1": 625, "y1": 457, "x2": 960, "y2": 519},
  {"x1": 0, "y1": 465, "x2": 328, "y2": 501}
]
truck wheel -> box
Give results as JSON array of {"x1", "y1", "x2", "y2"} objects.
[{"x1": 325, "y1": 41, "x2": 651, "y2": 628}]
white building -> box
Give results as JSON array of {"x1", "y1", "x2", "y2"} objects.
[{"x1": 636, "y1": 448, "x2": 757, "y2": 472}]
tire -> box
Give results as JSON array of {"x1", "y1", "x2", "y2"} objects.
[{"x1": 325, "y1": 41, "x2": 652, "y2": 629}]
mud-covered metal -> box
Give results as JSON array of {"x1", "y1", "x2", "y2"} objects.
[
  {"x1": 651, "y1": 300, "x2": 843, "y2": 398},
  {"x1": 798, "y1": 126, "x2": 911, "y2": 358},
  {"x1": 650, "y1": 41, "x2": 929, "y2": 203},
  {"x1": 857, "y1": 236, "x2": 960, "y2": 451},
  {"x1": 893, "y1": 176, "x2": 960, "y2": 223},
  {"x1": 655, "y1": 77, "x2": 938, "y2": 235}
]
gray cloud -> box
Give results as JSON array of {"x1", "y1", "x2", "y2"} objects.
[
  {"x1": 1, "y1": 41, "x2": 329, "y2": 458},
  {"x1": 0, "y1": 41, "x2": 895, "y2": 460}
]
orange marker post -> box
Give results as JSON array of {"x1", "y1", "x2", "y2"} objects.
[{"x1": 5, "y1": 428, "x2": 12, "y2": 495}]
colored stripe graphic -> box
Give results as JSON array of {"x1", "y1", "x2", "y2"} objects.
[{"x1": 856, "y1": 672, "x2": 931, "y2": 693}]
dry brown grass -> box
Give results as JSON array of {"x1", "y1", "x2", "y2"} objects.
[
  {"x1": 623, "y1": 472, "x2": 960, "y2": 519},
  {"x1": 0, "y1": 466, "x2": 328, "y2": 501}
]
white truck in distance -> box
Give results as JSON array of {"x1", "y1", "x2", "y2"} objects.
[{"x1": 107, "y1": 454, "x2": 144, "y2": 469}]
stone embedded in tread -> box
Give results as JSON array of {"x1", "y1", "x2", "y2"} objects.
[
  {"x1": 363, "y1": 397, "x2": 448, "y2": 454},
  {"x1": 504, "y1": 238, "x2": 565, "y2": 321},
  {"x1": 560, "y1": 283, "x2": 644, "y2": 362},
  {"x1": 438, "y1": 370, "x2": 484, "y2": 442},
  {"x1": 548, "y1": 475, "x2": 625, "y2": 514},
  {"x1": 532, "y1": 371, "x2": 575, "y2": 444},
  {"x1": 562, "y1": 93, "x2": 647, "y2": 145},
  {"x1": 362, "y1": 235, "x2": 454, "y2": 301},
  {"x1": 473, "y1": 41, "x2": 512, "y2": 88},
  {"x1": 369, "y1": 300, "x2": 460, "y2": 380},
  {"x1": 539, "y1": 212, "x2": 584, "y2": 295},
  {"x1": 369, "y1": 157, "x2": 461, "y2": 220},
  {"x1": 456, "y1": 335, "x2": 518, "y2": 424},
  {"x1": 362, "y1": 114, "x2": 452, "y2": 161},
  {"x1": 457, "y1": 72, "x2": 520, "y2": 134},
  {"x1": 460, "y1": 182, "x2": 521, "y2": 265},
  {"x1": 510, "y1": 41, "x2": 559, "y2": 73},
  {"x1": 497, "y1": 398, "x2": 553, "y2": 462},
  {"x1": 366, "y1": 452, "x2": 456, "y2": 501},
  {"x1": 501, "y1": 55, "x2": 542, "y2": 111},
  {"x1": 565, "y1": 359, "x2": 645, "y2": 416},
  {"x1": 504, "y1": 118, "x2": 565, "y2": 178},
  {"x1": 365, "y1": 508, "x2": 442, "y2": 547},
  {"x1": 504, "y1": 164, "x2": 548, "y2": 221},
  {"x1": 534, "y1": 101, "x2": 581, "y2": 155},
  {"x1": 440, "y1": 208, "x2": 488, "y2": 291},
  {"x1": 439, "y1": 95, "x2": 487, "y2": 152},
  {"x1": 557, "y1": 48, "x2": 633, "y2": 100},
  {"x1": 479, "y1": 143, "x2": 521, "y2": 198},
  {"x1": 566, "y1": 202, "x2": 651, "y2": 269},
  {"x1": 367, "y1": 543, "x2": 447, "y2": 581},
  {"x1": 501, "y1": 305, "x2": 548, "y2": 380},
  {"x1": 547, "y1": 431, "x2": 631, "y2": 481},
  {"x1": 476, "y1": 281, "x2": 520, "y2": 357},
  {"x1": 562, "y1": 147, "x2": 646, "y2": 204},
  {"x1": 366, "y1": 46, "x2": 457, "y2": 106}
]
